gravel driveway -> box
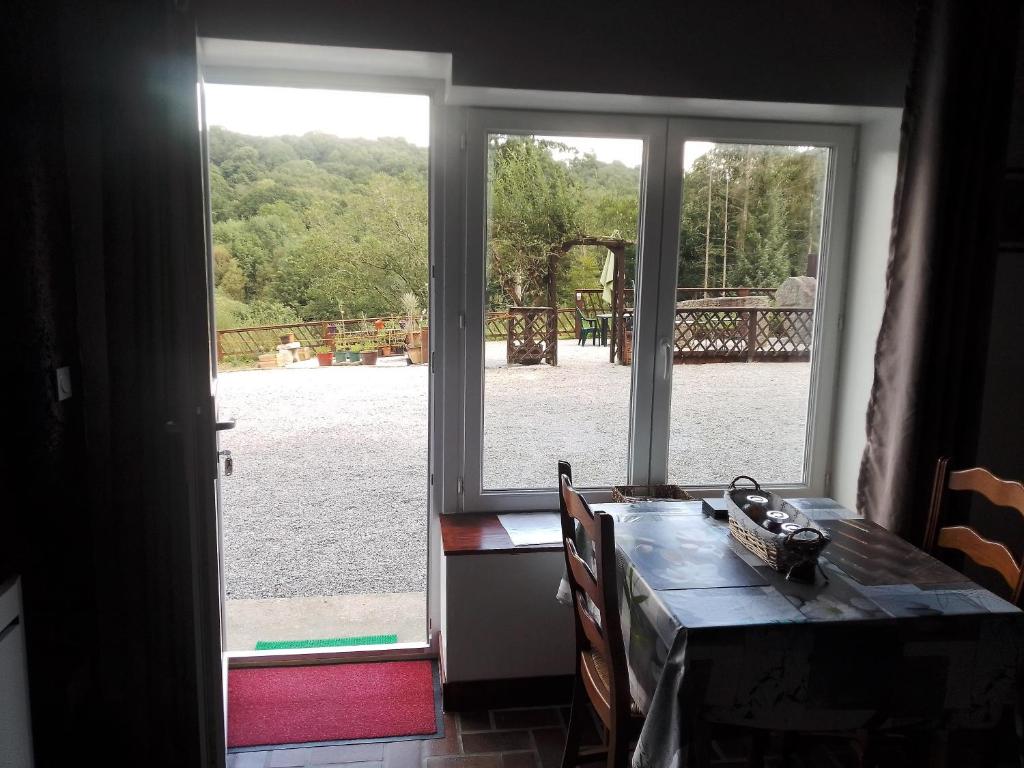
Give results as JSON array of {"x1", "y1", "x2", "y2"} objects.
[{"x1": 218, "y1": 343, "x2": 809, "y2": 600}]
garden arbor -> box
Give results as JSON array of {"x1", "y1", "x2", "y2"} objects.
[
  {"x1": 550, "y1": 236, "x2": 631, "y2": 364},
  {"x1": 507, "y1": 235, "x2": 631, "y2": 366}
]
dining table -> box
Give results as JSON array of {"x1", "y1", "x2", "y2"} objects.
[{"x1": 563, "y1": 497, "x2": 1024, "y2": 768}]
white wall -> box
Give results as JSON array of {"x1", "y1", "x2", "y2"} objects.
[
  {"x1": 829, "y1": 112, "x2": 902, "y2": 509},
  {"x1": 442, "y1": 553, "x2": 575, "y2": 682}
]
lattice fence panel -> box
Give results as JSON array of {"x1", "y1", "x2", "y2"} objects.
[
  {"x1": 506, "y1": 307, "x2": 558, "y2": 366},
  {"x1": 753, "y1": 309, "x2": 814, "y2": 360},
  {"x1": 673, "y1": 309, "x2": 749, "y2": 361}
]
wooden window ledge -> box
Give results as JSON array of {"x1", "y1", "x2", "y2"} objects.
[{"x1": 441, "y1": 513, "x2": 563, "y2": 556}]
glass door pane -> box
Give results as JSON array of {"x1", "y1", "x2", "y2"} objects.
[
  {"x1": 668, "y1": 140, "x2": 830, "y2": 485},
  {"x1": 480, "y1": 133, "x2": 645, "y2": 490}
]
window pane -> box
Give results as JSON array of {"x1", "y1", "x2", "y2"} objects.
[
  {"x1": 481, "y1": 134, "x2": 644, "y2": 490},
  {"x1": 669, "y1": 141, "x2": 829, "y2": 485}
]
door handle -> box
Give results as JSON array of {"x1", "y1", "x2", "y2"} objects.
[{"x1": 215, "y1": 417, "x2": 236, "y2": 431}]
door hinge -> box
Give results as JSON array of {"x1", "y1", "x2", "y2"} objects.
[
  {"x1": 837, "y1": 313, "x2": 845, "y2": 333},
  {"x1": 458, "y1": 312, "x2": 465, "y2": 329},
  {"x1": 430, "y1": 473, "x2": 434, "y2": 486},
  {"x1": 457, "y1": 477, "x2": 464, "y2": 496},
  {"x1": 430, "y1": 351, "x2": 436, "y2": 373},
  {"x1": 460, "y1": 133, "x2": 466, "y2": 151}
]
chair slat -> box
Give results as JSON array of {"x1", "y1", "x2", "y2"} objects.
[
  {"x1": 950, "y1": 467, "x2": 1024, "y2": 516},
  {"x1": 565, "y1": 538, "x2": 601, "y2": 605},
  {"x1": 561, "y1": 476, "x2": 601, "y2": 539},
  {"x1": 573, "y1": 592, "x2": 609, "y2": 658},
  {"x1": 937, "y1": 525, "x2": 1022, "y2": 592}
]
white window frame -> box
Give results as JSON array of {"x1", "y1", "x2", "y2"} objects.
[
  {"x1": 647, "y1": 118, "x2": 857, "y2": 498},
  {"x1": 459, "y1": 108, "x2": 668, "y2": 512},
  {"x1": 454, "y1": 110, "x2": 855, "y2": 512}
]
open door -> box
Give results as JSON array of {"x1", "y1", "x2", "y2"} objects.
[{"x1": 192, "y1": 53, "x2": 231, "y2": 760}]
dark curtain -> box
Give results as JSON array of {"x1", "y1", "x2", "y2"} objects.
[
  {"x1": 858, "y1": 0, "x2": 1022, "y2": 540},
  {"x1": 7, "y1": 0, "x2": 218, "y2": 763}
]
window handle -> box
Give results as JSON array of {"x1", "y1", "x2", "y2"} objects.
[{"x1": 661, "y1": 339, "x2": 674, "y2": 380}]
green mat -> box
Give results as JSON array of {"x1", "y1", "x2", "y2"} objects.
[{"x1": 255, "y1": 634, "x2": 397, "y2": 651}]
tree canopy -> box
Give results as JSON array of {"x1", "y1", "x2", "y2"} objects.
[{"x1": 209, "y1": 126, "x2": 826, "y2": 330}]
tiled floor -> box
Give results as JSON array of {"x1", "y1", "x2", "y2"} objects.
[
  {"x1": 225, "y1": 704, "x2": 844, "y2": 768},
  {"x1": 227, "y1": 705, "x2": 1018, "y2": 768},
  {"x1": 225, "y1": 706, "x2": 591, "y2": 768}
]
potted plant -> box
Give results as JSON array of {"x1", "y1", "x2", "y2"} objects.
[
  {"x1": 359, "y1": 346, "x2": 378, "y2": 366},
  {"x1": 347, "y1": 343, "x2": 362, "y2": 363},
  {"x1": 316, "y1": 351, "x2": 334, "y2": 367},
  {"x1": 378, "y1": 328, "x2": 392, "y2": 357},
  {"x1": 401, "y1": 293, "x2": 422, "y2": 347}
]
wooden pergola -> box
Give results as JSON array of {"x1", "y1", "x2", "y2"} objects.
[{"x1": 547, "y1": 236, "x2": 631, "y2": 364}]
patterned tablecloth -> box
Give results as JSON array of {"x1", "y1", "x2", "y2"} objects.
[{"x1": 571, "y1": 499, "x2": 1024, "y2": 768}]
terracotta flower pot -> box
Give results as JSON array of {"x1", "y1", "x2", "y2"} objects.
[
  {"x1": 359, "y1": 350, "x2": 378, "y2": 366},
  {"x1": 317, "y1": 352, "x2": 334, "y2": 367},
  {"x1": 407, "y1": 345, "x2": 424, "y2": 364}
]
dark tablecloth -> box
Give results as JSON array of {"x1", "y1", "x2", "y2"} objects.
[{"x1": 569, "y1": 499, "x2": 1024, "y2": 768}]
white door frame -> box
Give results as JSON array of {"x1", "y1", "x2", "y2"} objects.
[{"x1": 195, "y1": 52, "x2": 446, "y2": 663}]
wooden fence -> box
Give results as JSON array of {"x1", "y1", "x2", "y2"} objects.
[
  {"x1": 216, "y1": 316, "x2": 411, "y2": 361},
  {"x1": 672, "y1": 306, "x2": 813, "y2": 363},
  {"x1": 217, "y1": 303, "x2": 812, "y2": 364},
  {"x1": 574, "y1": 287, "x2": 777, "y2": 337},
  {"x1": 217, "y1": 309, "x2": 578, "y2": 361}
]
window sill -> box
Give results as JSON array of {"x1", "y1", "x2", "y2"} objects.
[{"x1": 440, "y1": 512, "x2": 563, "y2": 556}]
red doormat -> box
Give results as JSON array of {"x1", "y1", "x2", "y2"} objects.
[{"x1": 228, "y1": 660, "x2": 437, "y2": 748}]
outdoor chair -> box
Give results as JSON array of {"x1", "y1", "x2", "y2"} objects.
[{"x1": 577, "y1": 307, "x2": 599, "y2": 346}]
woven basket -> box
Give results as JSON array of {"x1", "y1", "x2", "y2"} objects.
[
  {"x1": 725, "y1": 476, "x2": 829, "y2": 580},
  {"x1": 611, "y1": 484, "x2": 695, "y2": 503}
]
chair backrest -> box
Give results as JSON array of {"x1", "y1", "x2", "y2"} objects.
[
  {"x1": 557, "y1": 461, "x2": 630, "y2": 729},
  {"x1": 924, "y1": 456, "x2": 1024, "y2": 604}
]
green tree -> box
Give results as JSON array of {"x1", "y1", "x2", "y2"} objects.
[
  {"x1": 213, "y1": 244, "x2": 246, "y2": 300},
  {"x1": 221, "y1": 145, "x2": 262, "y2": 185},
  {"x1": 487, "y1": 136, "x2": 584, "y2": 308}
]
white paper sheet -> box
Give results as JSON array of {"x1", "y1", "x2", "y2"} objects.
[{"x1": 497, "y1": 512, "x2": 562, "y2": 546}]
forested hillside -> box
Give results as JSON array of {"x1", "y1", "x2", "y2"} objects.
[{"x1": 209, "y1": 126, "x2": 825, "y2": 329}]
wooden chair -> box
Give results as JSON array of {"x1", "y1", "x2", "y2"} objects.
[
  {"x1": 558, "y1": 461, "x2": 640, "y2": 768},
  {"x1": 921, "y1": 458, "x2": 1024, "y2": 768},
  {"x1": 924, "y1": 456, "x2": 1024, "y2": 604}
]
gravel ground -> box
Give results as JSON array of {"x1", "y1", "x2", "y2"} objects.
[
  {"x1": 483, "y1": 342, "x2": 809, "y2": 489},
  {"x1": 219, "y1": 343, "x2": 809, "y2": 600}
]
